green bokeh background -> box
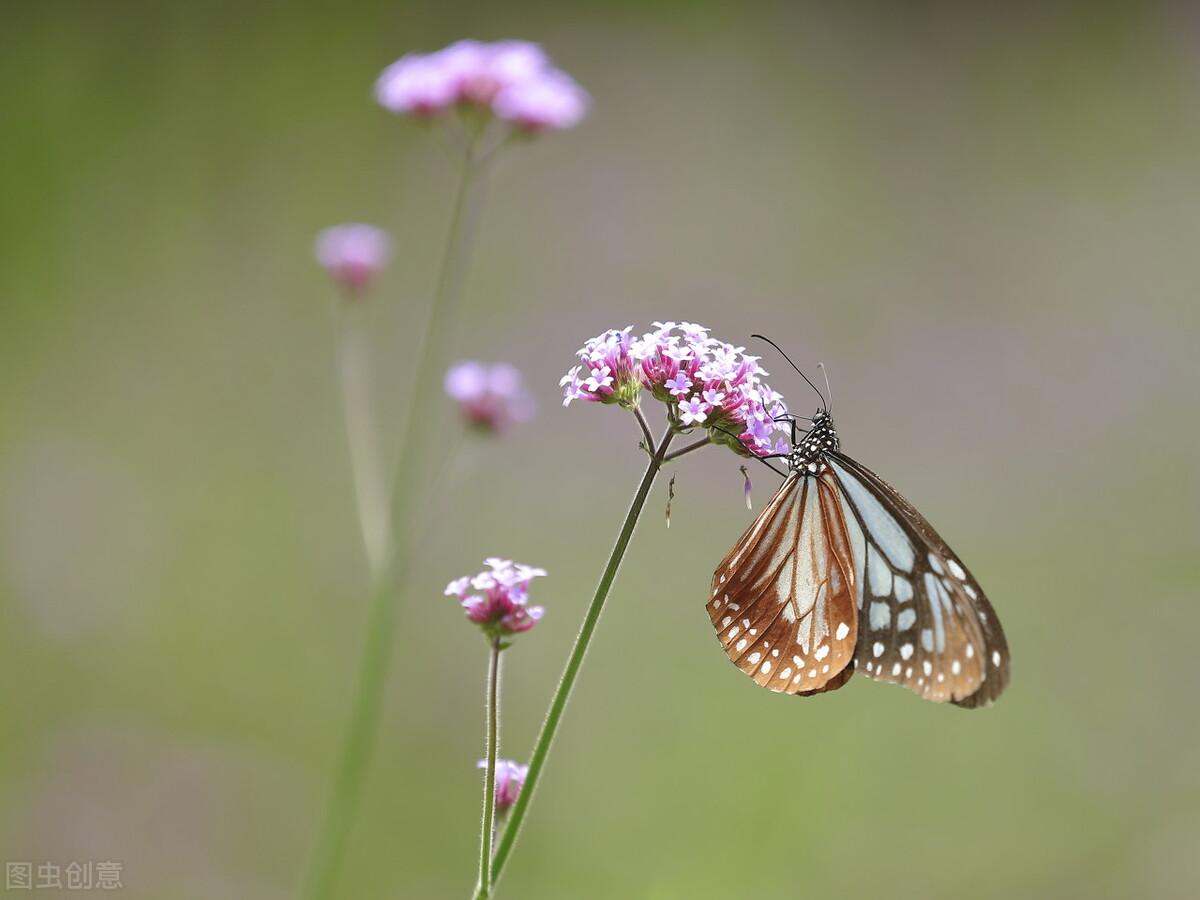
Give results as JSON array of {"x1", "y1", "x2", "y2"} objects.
[{"x1": 3, "y1": 3, "x2": 1198, "y2": 898}]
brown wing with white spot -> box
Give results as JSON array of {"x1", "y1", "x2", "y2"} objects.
[
  {"x1": 827, "y1": 453, "x2": 1010, "y2": 708},
  {"x1": 708, "y1": 471, "x2": 859, "y2": 695}
]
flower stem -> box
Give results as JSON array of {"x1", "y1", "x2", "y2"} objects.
[
  {"x1": 475, "y1": 639, "x2": 503, "y2": 899},
  {"x1": 632, "y1": 406, "x2": 656, "y2": 454},
  {"x1": 662, "y1": 435, "x2": 712, "y2": 462},
  {"x1": 302, "y1": 138, "x2": 486, "y2": 900},
  {"x1": 390, "y1": 137, "x2": 484, "y2": 540},
  {"x1": 335, "y1": 301, "x2": 392, "y2": 579},
  {"x1": 488, "y1": 425, "x2": 676, "y2": 889}
]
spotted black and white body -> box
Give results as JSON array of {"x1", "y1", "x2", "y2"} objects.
[{"x1": 709, "y1": 407, "x2": 1010, "y2": 709}]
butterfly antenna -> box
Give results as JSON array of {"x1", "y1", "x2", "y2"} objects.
[
  {"x1": 751, "y1": 333, "x2": 827, "y2": 412},
  {"x1": 818, "y1": 362, "x2": 833, "y2": 413}
]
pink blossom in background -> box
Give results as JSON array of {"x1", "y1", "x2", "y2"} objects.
[
  {"x1": 444, "y1": 558, "x2": 546, "y2": 639},
  {"x1": 477, "y1": 759, "x2": 528, "y2": 817},
  {"x1": 314, "y1": 224, "x2": 392, "y2": 294},
  {"x1": 374, "y1": 39, "x2": 588, "y2": 133},
  {"x1": 444, "y1": 362, "x2": 536, "y2": 434},
  {"x1": 492, "y1": 71, "x2": 589, "y2": 132},
  {"x1": 561, "y1": 322, "x2": 792, "y2": 458}
]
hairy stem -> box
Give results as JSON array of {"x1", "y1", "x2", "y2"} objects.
[
  {"x1": 488, "y1": 425, "x2": 676, "y2": 888},
  {"x1": 475, "y1": 639, "x2": 503, "y2": 899},
  {"x1": 632, "y1": 406, "x2": 656, "y2": 454}
]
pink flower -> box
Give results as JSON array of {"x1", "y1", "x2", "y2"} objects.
[
  {"x1": 445, "y1": 362, "x2": 535, "y2": 434},
  {"x1": 375, "y1": 40, "x2": 587, "y2": 133},
  {"x1": 560, "y1": 327, "x2": 640, "y2": 407},
  {"x1": 664, "y1": 373, "x2": 692, "y2": 398},
  {"x1": 314, "y1": 224, "x2": 392, "y2": 294},
  {"x1": 374, "y1": 53, "x2": 459, "y2": 117},
  {"x1": 678, "y1": 397, "x2": 710, "y2": 425},
  {"x1": 477, "y1": 759, "x2": 528, "y2": 817},
  {"x1": 561, "y1": 323, "x2": 791, "y2": 457},
  {"x1": 444, "y1": 558, "x2": 546, "y2": 639},
  {"x1": 493, "y1": 71, "x2": 589, "y2": 132}
]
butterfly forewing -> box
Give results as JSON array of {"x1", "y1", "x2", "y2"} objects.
[
  {"x1": 709, "y1": 471, "x2": 858, "y2": 695},
  {"x1": 827, "y1": 453, "x2": 1010, "y2": 707}
]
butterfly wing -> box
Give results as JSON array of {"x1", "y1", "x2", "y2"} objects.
[
  {"x1": 709, "y1": 471, "x2": 859, "y2": 695},
  {"x1": 826, "y1": 452, "x2": 1010, "y2": 708}
]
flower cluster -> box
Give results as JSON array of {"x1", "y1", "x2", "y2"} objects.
[
  {"x1": 560, "y1": 322, "x2": 791, "y2": 457},
  {"x1": 375, "y1": 40, "x2": 588, "y2": 132},
  {"x1": 477, "y1": 759, "x2": 528, "y2": 818},
  {"x1": 314, "y1": 224, "x2": 392, "y2": 294},
  {"x1": 445, "y1": 558, "x2": 546, "y2": 639},
  {"x1": 445, "y1": 362, "x2": 536, "y2": 434}
]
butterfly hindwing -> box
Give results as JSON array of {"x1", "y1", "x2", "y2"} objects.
[
  {"x1": 709, "y1": 471, "x2": 858, "y2": 695},
  {"x1": 827, "y1": 453, "x2": 1010, "y2": 707}
]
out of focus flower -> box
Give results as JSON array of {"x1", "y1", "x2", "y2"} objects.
[
  {"x1": 374, "y1": 39, "x2": 587, "y2": 133},
  {"x1": 561, "y1": 322, "x2": 792, "y2": 458},
  {"x1": 492, "y1": 71, "x2": 589, "y2": 132},
  {"x1": 445, "y1": 362, "x2": 536, "y2": 434},
  {"x1": 477, "y1": 758, "x2": 528, "y2": 817},
  {"x1": 444, "y1": 558, "x2": 546, "y2": 640},
  {"x1": 315, "y1": 224, "x2": 392, "y2": 295}
]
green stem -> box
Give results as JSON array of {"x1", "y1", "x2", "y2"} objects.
[
  {"x1": 475, "y1": 639, "x2": 502, "y2": 899},
  {"x1": 335, "y1": 302, "x2": 392, "y2": 579},
  {"x1": 390, "y1": 138, "x2": 483, "y2": 539},
  {"x1": 489, "y1": 425, "x2": 676, "y2": 888},
  {"x1": 300, "y1": 571, "x2": 395, "y2": 900},
  {"x1": 302, "y1": 138, "x2": 485, "y2": 900}
]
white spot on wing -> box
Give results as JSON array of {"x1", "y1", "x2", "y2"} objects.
[
  {"x1": 835, "y1": 622, "x2": 850, "y2": 641},
  {"x1": 869, "y1": 601, "x2": 891, "y2": 630},
  {"x1": 896, "y1": 608, "x2": 917, "y2": 631}
]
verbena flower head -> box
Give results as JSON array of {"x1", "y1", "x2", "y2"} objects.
[
  {"x1": 444, "y1": 558, "x2": 546, "y2": 640},
  {"x1": 445, "y1": 362, "x2": 536, "y2": 434},
  {"x1": 315, "y1": 224, "x2": 392, "y2": 294},
  {"x1": 375, "y1": 39, "x2": 588, "y2": 133},
  {"x1": 561, "y1": 322, "x2": 791, "y2": 457},
  {"x1": 477, "y1": 759, "x2": 528, "y2": 817}
]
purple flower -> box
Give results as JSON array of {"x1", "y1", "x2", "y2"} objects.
[
  {"x1": 477, "y1": 759, "x2": 528, "y2": 817},
  {"x1": 561, "y1": 322, "x2": 791, "y2": 457},
  {"x1": 374, "y1": 53, "x2": 459, "y2": 117},
  {"x1": 375, "y1": 40, "x2": 587, "y2": 133},
  {"x1": 664, "y1": 373, "x2": 692, "y2": 398},
  {"x1": 560, "y1": 327, "x2": 640, "y2": 408},
  {"x1": 493, "y1": 71, "x2": 589, "y2": 132},
  {"x1": 444, "y1": 558, "x2": 546, "y2": 639},
  {"x1": 678, "y1": 397, "x2": 710, "y2": 425},
  {"x1": 314, "y1": 224, "x2": 392, "y2": 294},
  {"x1": 445, "y1": 362, "x2": 535, "y2": 434}
]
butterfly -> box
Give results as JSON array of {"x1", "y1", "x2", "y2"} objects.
[{"x1": 708, "y1": 342, "x2": 1009, "y2": 708}]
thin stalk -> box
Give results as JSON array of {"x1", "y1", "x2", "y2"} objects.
[
  {"x1": 489, "y1": 426, "x2": 676, "y2": 888},
  {"x1": 662, "y1": 435, "x2": 712, "y2": 462},
  {"x1": 302, "y1": 137, "x2": 486, "y2": 900},
  {"x1": 475, "y1": 639, "x2": 503, "y2": 899},
  {"x1": 335, "y1": 301, "x2": 392, "y2": 579},
  {"x1": 390, "y1": 136, "x2": 484, "y2": 537},
  {"x1": 632, "y1": 406, "x2": 656, "y2": 454}
]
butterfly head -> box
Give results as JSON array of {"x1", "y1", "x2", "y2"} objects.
[{"x1": 788, "y1": 409, "x2": 840, "y2": 475}]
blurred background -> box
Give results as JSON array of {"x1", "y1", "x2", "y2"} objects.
[{"x1": 3, "y1": 2, "x2": 1199, "y2": 898}]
